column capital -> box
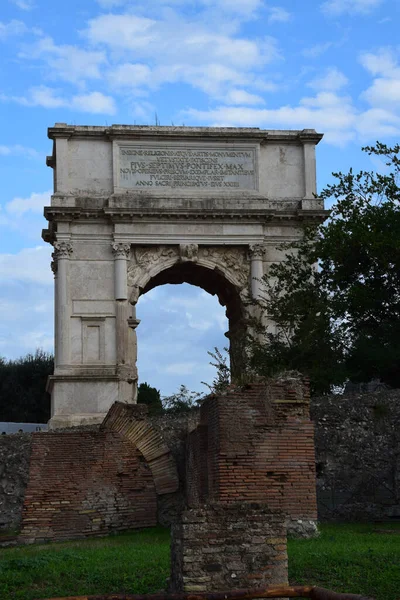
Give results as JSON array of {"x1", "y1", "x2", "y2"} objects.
[
  {"x1": 249, "y1": 244, "x2": 265, "y2": 259},
  {"x1": 53, "y1": 241, "x2": 73, "y2": 259},
  {"x1": 112, "y1": 242, "x2": 130, "y2": 259}
]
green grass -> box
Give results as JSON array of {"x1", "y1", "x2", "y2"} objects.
[
  {"x1": 288, "y1": 522, "x2": 400, "y2": 600},
  {"x1": 1, "y1": 523, "x2": 399, "y2": 600},
  {"x1": 0, "y1": 527, "x2": 170, "y2": 600}
]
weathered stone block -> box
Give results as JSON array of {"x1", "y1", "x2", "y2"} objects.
[{"x1": 170, "y1": 503, "x2": 288, "y2": 592}]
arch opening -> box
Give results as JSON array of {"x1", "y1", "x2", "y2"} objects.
[{"x1": 137, "y1": 261, "x2": 247, "y2": 384}]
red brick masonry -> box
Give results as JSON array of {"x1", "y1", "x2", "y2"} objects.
[
  {"x1": 19, "y1": 430, "x2": 157, "y2": 543},
  {"x1": 187, "y1": 378, "x2": 317, "y2": 521}
]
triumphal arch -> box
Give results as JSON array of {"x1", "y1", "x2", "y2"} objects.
[{"x1": 43, "y1": 124, "x2": 324, "y2": 428}]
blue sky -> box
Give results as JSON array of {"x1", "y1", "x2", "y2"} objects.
[{"x1": 0, "y1": 0, "x2": 400, "y2": 396}]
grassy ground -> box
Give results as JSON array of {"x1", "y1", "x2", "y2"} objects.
[
  {"x1": 0, "y1": 527, "x2": 170, "y2": 600},
  {"x1": 288, "y1": 522, "x2": 400, "y2": 600},
  {"x1": 0, "y1": 523, "x2": 399, "y2": 600}
]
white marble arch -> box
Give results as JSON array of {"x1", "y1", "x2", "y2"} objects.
[{"x1": 43, "y1": 124, "x2": 326, "y2": 428}]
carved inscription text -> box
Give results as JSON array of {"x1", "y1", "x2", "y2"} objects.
[{"x1": 118, "y1": 145, "x2": 256, "y2": 190}]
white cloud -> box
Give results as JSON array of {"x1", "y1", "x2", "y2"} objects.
[
  {"x1": 163, "y1": 362, "x2": 197, "y2": 375},
  {"x1": 308, "y1": 67, "x2": 348, "y2": 91},
  {"x1": 363, "y1": 78, "x2": 400, "y2": 108},
  {"x1": 17, "y1": 86, "x2": 65, "y2": 108},
  {"x1": 107, "y1": 63, "x2": 152, "y2": 89},
  {"x1": 214, "y1": 0, "x2": 263, "y2": 14},
  {"x1": 87, "y1": 14, "x2": 276, "y2": 69},
  {"x1": 360, "y1": 48, "x2": 399, "y2": 77},
  {"x1": 0, "y1": 246, "x2": 53, "y2": 285},
  {"x1": 96, "y1": 0, "x2": 264, "y2": 15},
  {"x1": 360, "y1": 49, "x2": 400, "y2": 109},
  {"x1": 0, "y1": 19, "x2": 27, "y2": 39},
  {"x1": 185, "y1": 311, "x2": 213, "y2": 331},
  {"x1": 5, "y1": 190, "x2": 50, "y2": 216},
  {"x1": 185, "y1": 73, "x2": 400, "y2": 146},
  {"x1": 356, "y1": 108, "x2": 400, "y2": 138},
  {"x1": 0, "y1": 144, "x2": 39, "y2": 158},
  {"x1": 131, "y1": 100, "x2": 156, "y2": 121},
  {"x1": 302, "y1": 42, "x2": 332, "y2": 59},
  {"x1": 6, "y1": 86, "x2": 116, "y2": 114},
  {"x1": 185, "y1": 91, "x2": 357, "y2": 146},
  {"x1": 71, "y1": 91, "x2": 116, "y2": 114},
  {"x1": 86, "y1": 12, "x2": 280, "y2": 100},
  {"x1": 21, "y1": 36, "x2": 107, "y2": 84},
  {"x1": 9, "y1": 0, "x2": 35, "y2": 10},
  {"x1": 86, "y1": 14, "x2": 157, "y2": 52},
  {"x1": 0, "y1": 279, "x2": 54, "y2": 357},
  {"x1": 96, "y1": 0, "x2": 125, "y2": 6},
  {"x1": 224, "y1": 88, "x2": 265, "y2": 105},
  {"x1": 267, "y1": 6, "x2": 291, "y2": 23},
  {"x1": 321, "y1": 0, "x2": 383, "y2": 16}
]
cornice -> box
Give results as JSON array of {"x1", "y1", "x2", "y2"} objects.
[
  {"x1": 48, "y1": 124, "x2": 323, "y2": 145},
  {"x1": 43, "y1": 204, "x2": 329, "y2": 224}
]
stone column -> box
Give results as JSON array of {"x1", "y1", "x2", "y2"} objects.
[
  {"x1": 249, "y1": 244, "x2": 265, "y2": 300},
  {"x1": 128, "y1": 305, "x2": 140, "y2": 402},
  {"x1": 112, "y1": 243, "x2": 135, "y2": 403},
  {"x1": 112, "y1": 242, "x2": 130, "y2": 301},
  {"x1": 53, "y1": 241, "x2": 72, "y2": 367},
  {"x1": 50, "y1": 255, "x2": 58, "y2": 367}
]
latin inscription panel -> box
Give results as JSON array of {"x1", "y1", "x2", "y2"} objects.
[{"x1": 118, "y1": 144, "x2": 257, "y2": 191}]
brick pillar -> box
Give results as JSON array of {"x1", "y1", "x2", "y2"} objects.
[{"x1": 173, "y1": 376, "x2": 318, "y2": 592}]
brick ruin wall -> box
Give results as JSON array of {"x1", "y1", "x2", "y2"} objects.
[
  {"x1": 2, "y1": 388, "x2": 400, "y2": 539},
  {"x1": 186, "y1": 380, "x2": 317, "y2": 533},
  {"x1": 18, "y1": 430, "x2": 157, "y2": 543},
  {"x1": 170, "y1": 377, "x2": 313, "y2": 592}
]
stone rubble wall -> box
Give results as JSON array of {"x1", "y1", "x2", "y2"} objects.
[
  {"x1": 0, "y1": 433, "x2": 32, "y2": 532},
  {"x1": 312, "y1": 389, "x2": 400, "y2": 521},
  {"x1": 18, "y1": 430, "x2": 157, "y2": 543},
  {"x1": 170, "y1": 504, "x2": 288, "y2": 593}
]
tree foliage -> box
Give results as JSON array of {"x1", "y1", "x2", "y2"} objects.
[
  {"x1": 162, "y1": 385, "x2": 203, "y2": 414},
  {"x1": 0, "y1": 350, "x2": 53, "y2": 423},
  {"x1": 137, "y1": 382, "x2": 163, "y2": 415},
  {"x1": 248, "y1": 142, "x2": 400, "y2": 394},
  {"x1": 202, "y1": 347, "x2": 231, "y2": 394}
]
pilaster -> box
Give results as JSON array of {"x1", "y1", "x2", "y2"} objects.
[{"x1": 52, "y1": 241, "x2": 73, "y2": 367}]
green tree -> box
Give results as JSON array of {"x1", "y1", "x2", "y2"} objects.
[
  {"x1": 248, "y1": 142, "x2": 400, "y2": 393},
  {"x1": 0, "y1": 350, "x2": 53, "y2": 422},
  {"x1": 162, "y1": 385, "x2": 203, "y2": 414},
  {"x1": 202, "y1": 347, "x2": 231, "y2": 394},
  {"x1": 137, "y1": 382, "x2": 163, "y2": 415}
]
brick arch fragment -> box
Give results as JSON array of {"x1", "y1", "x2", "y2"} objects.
[{"x1": 101, "y1": 402, "x2": 179, "y2": 495}]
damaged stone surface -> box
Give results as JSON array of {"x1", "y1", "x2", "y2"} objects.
[
  {"x1": 0, "y1": 433, "x2": 32, "y2": 532},
  {"x1": 312, "y1": 389, "x2": 400, "y2": 522},
  {"x1": 170, "y1": 504, "x2": 288, "y2": 592},
  {"x1": 287, "y1": 519, "x2": 319, "y2": 538}
]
